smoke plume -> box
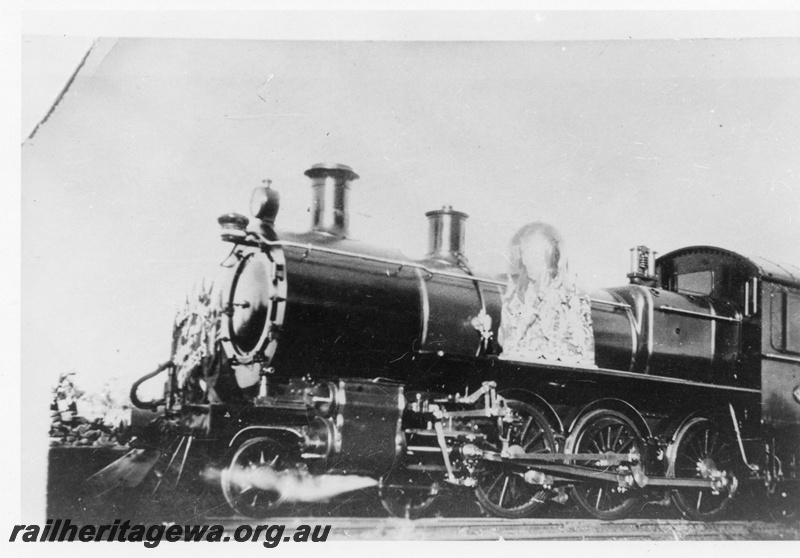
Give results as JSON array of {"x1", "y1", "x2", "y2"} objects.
[{"x1": 206, "y1": 465, "x2": 378, "y2": 503}]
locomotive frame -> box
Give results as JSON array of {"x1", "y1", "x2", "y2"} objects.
[{"x1": 130, "y1": 163, "x2": 799, "y2": 522}]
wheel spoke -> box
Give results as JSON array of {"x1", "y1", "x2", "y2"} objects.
[
  {"x1": 486, "y1": 472, "x2": 503, "y2": 496},
  {"x1": 687, "y1": 445, "x2": 702, "y2": 464},
  {"x1": 617, "y1": 438, "x2": 634, "y2": 454},
  {"x1": 716, "y1": 442, "x2": 730, "y2": 465},
  {"x1": 519, "y1": 416, "x2": 533, "y2": 441},
  {"x1": 596, "y1": 431, "x2": 608, "y2": 452},
  {"x1": 681, "y1": 448, "x2": 696, "y2": 468},
  {"x1": 610, "y1": 425, "x2": 622, "y2": 451},
  {"x1": 523, "y1": 431, "x2": 544, "y2": 451},
  {"x1": 707, "y1": 431, "x2": 719, "y2": 457},
  {"x1": 508, "y1": 476, "x2": 519, "y2": 503},
  {"x1": 498, "y1": 477, "x2": 510, "y2": 507}
]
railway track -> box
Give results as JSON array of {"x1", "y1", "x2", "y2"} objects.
[{"x1": 210, "y1": 516, "x2": 800, "y2": 541}]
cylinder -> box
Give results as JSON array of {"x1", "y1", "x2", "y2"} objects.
[
  {"x1": 304, "y1": 163, "x2": 359, "y2": 237},
  {"x1": 425, "y1": 206, "x2": 469, "y2": 263}
]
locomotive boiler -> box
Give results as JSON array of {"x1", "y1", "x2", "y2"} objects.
[{"x1": 130, "y1": 163, "x2": 800, "y2": 522}]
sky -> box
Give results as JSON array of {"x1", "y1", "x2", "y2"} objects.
[
  {"x1": 10, "y1": 7, "x2": 800, "y2": 525},
  {"x1": 22, "y1": 35, "x2": 800, "y2": 396}
]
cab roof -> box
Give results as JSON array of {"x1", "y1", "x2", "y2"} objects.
[{"x1": 657, "y1": 246, "x2": 800, "y2": 289}]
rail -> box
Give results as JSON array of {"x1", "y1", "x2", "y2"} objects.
[{"x1": 206, "y1": 516, "x2": 800, "y2": 541}]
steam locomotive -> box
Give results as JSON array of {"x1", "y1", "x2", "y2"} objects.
[{"x1": 130, "y1": 163, "x2": 800, "y2": 521}]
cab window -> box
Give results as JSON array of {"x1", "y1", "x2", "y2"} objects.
[
  {"x1": 771, "y1": 290, "x2": 800, "y2": 354},
  {"x1": 673, "y1": 271, "x2": 714, "y2": 296}
]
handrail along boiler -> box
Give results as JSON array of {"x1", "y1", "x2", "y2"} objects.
[{"x1": 131, "y1": 163, "x2": 800, "y2": 521}]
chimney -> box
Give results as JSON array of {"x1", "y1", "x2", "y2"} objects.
[
  {"x1": 425, "y1": 206, "x2": 469, "y2": 264},
  {"x1": 304, "y1": 163, "x2": 359, "y2": 237}
]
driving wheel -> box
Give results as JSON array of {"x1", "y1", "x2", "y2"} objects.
[
  {"x1": 474, "y1": 400, "x2": 556, "y2": 519},
  {"x1": 668, "y1": 417, "x2": 738, "y2": 521},
  {"x1": 566, "y1": 408, "x2": 644, "y2": 520}
]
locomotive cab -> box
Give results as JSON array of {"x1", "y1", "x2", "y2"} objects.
[
  {"x1": 658, "y1": 246, "x2": 800, "y2": 481},
  {"x1": 656, "y1": 247, "x2": 759, "y2": 320},
  {"x1": 650, "y1": 247, "x2": 753, "y2": 382}
]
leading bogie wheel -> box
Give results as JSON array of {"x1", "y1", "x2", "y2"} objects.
[
  {"x1": 765, "y1": 483, "x2": 799, "y2": 522},
  {"x1": 379, "y1": 470, "x2": 440, "y2": 519},
  {"x1": 667, "y1": 417, "x2": 738, "y2": 521},
  {"x1": 221, "y1": 436, "x2": 301, "y2": 518},
  {"x1": 474, "y1": 400, "x2": 557, "y2": 519},
  {"x1": 566, "y1": 408, "x2": 644, "y2": 520}
]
